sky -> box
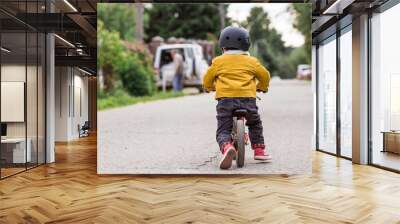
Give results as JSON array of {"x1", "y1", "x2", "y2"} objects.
[{"x1": 227, "y1": 3, "x2": 305, "y2": 48}]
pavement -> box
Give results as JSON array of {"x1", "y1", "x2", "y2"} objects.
[{"x1": 98, "y1": 79, "x2": 313, "y2": 174}]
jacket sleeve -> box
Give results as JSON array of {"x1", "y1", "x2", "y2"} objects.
[
  {"x1": 253, "y1": 59, "x2": 271, "y2": 92},
  {"x1": 203, "y1": 59, "x2": 218, "y2": 91}
]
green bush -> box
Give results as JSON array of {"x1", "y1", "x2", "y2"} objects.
[
  {"x1": 98, "y1": 19, "x2": 156, "y2": 96},
  {"x1": 117, "y1": 53, "x2": 156, "y2": 96}
]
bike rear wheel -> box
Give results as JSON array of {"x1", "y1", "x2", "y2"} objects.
[{"x1": 235, "y1": 119, "x2": 245, "y2": 168}]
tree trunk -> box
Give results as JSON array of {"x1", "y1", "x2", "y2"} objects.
[
  {"x1": 103, "y1": 64, "x2": 114, "y2": 92},
  {"x1": 218, "y1": 3, "x2": 225, "y2": 29},
  {"x1": 135, "y1": 1, "x2": 144, "y2": 43}
]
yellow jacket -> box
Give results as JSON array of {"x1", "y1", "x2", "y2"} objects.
[{"x1": 203, "y1": 53, "x2": 270, "y2": 99}]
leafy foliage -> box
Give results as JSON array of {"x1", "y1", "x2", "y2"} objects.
[
  {"x1": 97, "y1": 20, "x2": 125, "y2": 91},
  {"x1": 290, "y1": 4, "x2": 312, "y2": 64},
  {"x1": 144, "y1": 4, "x2": 230, "y2": 41},
  {"x1": 246, "y1": 7, "x2": 288, "y2": 77},
  {"x1": 117, "y1": 51, "x2": 156, "y2": 96},
  {"x1": 98, "y1": 8, "x2": 156, "y2": 96},
  {"x1": 244, "y1": 5, "x2": 311, "y2": 78},
  {"x1": 98, "y1": 3, "x2": 136, "y2": 41}
]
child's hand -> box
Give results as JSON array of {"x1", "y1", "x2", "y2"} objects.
[
  {"x1": 204, "y1": 87, "x2": 215, "y2": 93},
  {"x1": 207, "y1": 86, "x2": 216, "y2": 92}
]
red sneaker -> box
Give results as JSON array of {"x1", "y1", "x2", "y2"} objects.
[
  {"x1": 253, "y1": 144, "x2": 272, "y2": 161},
  {"x1": 219, "y1": 143, "x2": 237, "y2": 169}
]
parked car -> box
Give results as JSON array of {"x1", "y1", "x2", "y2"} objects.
[
  {"x1": 296, "y1": 64, "x2": 312, "y2": 80},
  {"x1": 153, "y1": 44, "x2": 209, "y2": 91}
]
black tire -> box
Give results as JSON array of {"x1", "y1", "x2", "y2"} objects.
[
  {"x1": 236, "y1": 119, "x2": 245, "y2": 168},
  {"x1": 232, "y1": 118, "x2": 237, "y2": 160}
]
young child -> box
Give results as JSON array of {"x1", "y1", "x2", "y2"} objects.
[{"x1": 203, "y1": 26, "x2": 272, "y2": 169}]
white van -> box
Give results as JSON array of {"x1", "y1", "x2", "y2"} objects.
[{"x1": 153, "y1": 44, "x2": 209, "y2": 91}]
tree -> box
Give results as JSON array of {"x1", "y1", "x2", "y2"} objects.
[
  {"x1": 98, "y1": 19, "x2": 156, "y2": 96},
  {"x1": 289, "y1": 4, "x2": 312, "y2": 64},
  {"x1": 97, "y1": 20, "x2": 125, "y2": 91},
  {"x1": 218, "y1": 3, "x2": 226, "y2": 29},
  {"x1": 144, "y1": 3, "x2": 230, "y2": 41},
  {"x1": 244, "y1": 5, "x2": 312, "y2": 78},
  {"x1": 135, "y1": 1, "x2": 144, "y2": 42},
  {"x1": 245, "y1": 7, "x2": 287, "y2": 77},
  {"x1": 117, "y1": 52, "x2": 156, "y2": 96},
  {"x1": 97, "y1": 3, "x2": 136, "y2": 41}
]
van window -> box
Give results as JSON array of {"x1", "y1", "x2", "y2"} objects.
[
  {"x1": 160, "y1": 48, "x2": 186, "y2": 67},
  {"x1": 160, "y1": 50, "x2": 173, "y2": 67}
]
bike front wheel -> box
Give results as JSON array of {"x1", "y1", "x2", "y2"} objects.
[{"x1": 235, "y1": 119, "x2": 246, "y2": 168}]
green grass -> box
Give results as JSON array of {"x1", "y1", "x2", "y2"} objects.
[{"x1": 98, "y1": 90, "x2": 185, "y2": 111}]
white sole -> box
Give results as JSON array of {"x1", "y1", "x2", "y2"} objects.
[{"x1": 254, "y1": 155, "x2": 272, "y2": 161}]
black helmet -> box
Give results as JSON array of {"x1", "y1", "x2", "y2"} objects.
[{"x1": 219, "y1": 26, "x2": 250, "y2": 51}]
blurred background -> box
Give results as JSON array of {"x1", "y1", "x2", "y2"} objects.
[{"x1": 97, "y1": 3, "x2": 311, "y2": 110}]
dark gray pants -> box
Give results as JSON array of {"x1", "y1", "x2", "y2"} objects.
[{"x1": 216, "y1": 98, "x2": 264, "y2": 151}]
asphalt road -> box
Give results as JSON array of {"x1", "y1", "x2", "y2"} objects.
[{"x1": 98, "y1": 79, "x2": 313, "y2": 174}]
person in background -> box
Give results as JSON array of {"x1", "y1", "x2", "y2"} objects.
[{"x1": 170, "y1": 49, "x2": 184, "y2": 92}]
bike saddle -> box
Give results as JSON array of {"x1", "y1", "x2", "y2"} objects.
[{"x1": 233, "y1": 109, "x2": 248, "y2": 117}]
